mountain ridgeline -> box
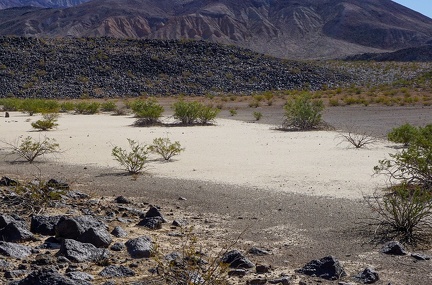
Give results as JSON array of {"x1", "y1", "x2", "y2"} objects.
[
  {"x1": 0, "y1": 37, "x2": 353, "y2": 99},
  {"x1": 0, "y1": 0, "x2": 432, "y2": 59}
]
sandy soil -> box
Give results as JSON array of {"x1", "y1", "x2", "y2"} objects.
[{"x1": 1, "y1": 107, "x2": 432, "y2": 284}]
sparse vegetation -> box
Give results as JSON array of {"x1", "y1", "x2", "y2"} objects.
[
  {"x1": 253, "y1": 111, "x2": 262, "y2": 121},
  {"x1": 100, "y1": 101, "x2": 117, "y2": 112},
  {"x1": 131, "y1": 98, "x2": 164, "y2": 126},
  {"x1": 387, "y1": 123, "x2": 419, "y2": 147},
  {"x1": 4, "y1": 136, "x2": 60, "y2": 163},
  {"x1": 31, "y1": 113, "x2": 59, "y2": 131},
  {"x1": 337, "y1": 131, "x2": 377, "y2": 148},
  {"x1": 112, "y1": 139, "x2": 149, "y2": 174},
  {"x1": 74, "y1": 102, "x2": 100, "y2": 114},
  {"x1": 149, "y1": 137, "x2": 184, "y2": 161},
  {"x1": 172, "y1": 100, "x2": 219, "y2": 125},
  {"x1": 282, "y1": 93, "x2": 324, "y2": 130}
]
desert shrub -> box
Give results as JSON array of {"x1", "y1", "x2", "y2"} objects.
[
  {"x1": 60, "y1": 101, "x2": 76, "y2": 113},
  {"x1": 253, "y1": 111, "x2": 262, "y2": 121},
  {"x1": 282, "y1": 93, "x2": 324, "y2": 130},
  {"x1": 100, "y1": 101, "x2": 117, "y2": 112},
  {"x1": 149, "y1": 137, "x2": 184, "y2": 161},
  {"x1": 112, "y1": 139, "x2": 149, "y2": 174},
  {"x1": 337, "y1": 131, "x2": 377, "y2": 148},
  {"x1": 172, "y1": 100, "x2": 202, "y2": 125},
  {"x1": 376, "y1": 125, "x2": 432, "y2": 188},
  {"x1": 387, "y1": 123, "x2": 419, "y2": 147},
  {"x1": 198, "y1": 105, "x2": 220, "y2": 124},
  {"x1": 131, "y1": 98, "x2": 164, "y2": 125},
  {"x1": 5, "y1": 136, "x2": 60, "y2": 163},
  {"x1": 31, "y1": 113, "x2": 59, "y2": 131},
  {"x1": 154, "y1": 227, "x2": 229, "y2": 285},
  {"x1": 229, "y1": 109, "x2": 237, "y2": 116},
  {"x1": 0, "y1": 98, "x2": 22, "y2": 111},
  {"x1": 11, "y1": 179, "x2": 68, "y2": 214},
  {"x1": 172, "y1": 100, "x2": 219, "y2": 125},
  {"x1": 21, "y1": 99, "x2": 60, "y2": 115},
  {"x1": 366, "y1": 184, "x2": 432, "y2": 244},
  {"x1": 74, "y1": 102, "x2": 100, "y2": 114}
]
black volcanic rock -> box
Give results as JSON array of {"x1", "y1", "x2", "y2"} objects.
[{"x1": 0, "y1": 0, "x2": 431, "y2": 59}]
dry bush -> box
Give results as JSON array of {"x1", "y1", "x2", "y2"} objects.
[{"x1": 337, "y1": 131, "x2": 377, "y2": 148}]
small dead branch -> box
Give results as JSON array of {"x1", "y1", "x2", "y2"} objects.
[{"x1": 337, "y1": 130, "x2": 378, "y2": 149}]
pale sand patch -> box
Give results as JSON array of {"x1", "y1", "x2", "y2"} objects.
[{"x1": 1, "y1": 112, "x2": 396, "y2": 199}]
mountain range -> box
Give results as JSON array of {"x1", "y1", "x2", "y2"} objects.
[{"x1": 0, "y1": 0, "x2": 432, "y2": 59}]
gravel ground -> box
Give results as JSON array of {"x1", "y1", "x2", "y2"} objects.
[{"x1": 1, "y1": 105, "x2": 432, "y2": 284}]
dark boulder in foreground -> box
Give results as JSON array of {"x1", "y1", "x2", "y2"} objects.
[
  {"x1": 221, "y1": 250, "x2": 255, "y2": 269},
  {"x1": 355, "y1": 267, "x2": 380, "y2": 284},
  {"x1": 381, "y1": 241, "x2": 407, "y2": 255},
  {"x1": 297, "y1": 256, "x2": 346, "y2": 280},
  {"x1": 125, "y1": 236, "x2": 153, "y2": 258},
  {"x1": 0, "y1": 241, "x2": 32, "y2": 259},
  {"x1": 57, "y1": 239, "x2": 109, "y2": 263},
  {"x1": 10, "y1": 268, "x2": 80, "y2": 285}
]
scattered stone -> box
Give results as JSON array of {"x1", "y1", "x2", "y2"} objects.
[
  {"x1": 38, "y1": 236, "x2": 62, "y2": 249},
  {"x1": 56, "y1": 215, "x2": 108, "y2": 240},
  {"x1": 99, "y1": 265, "x2": 135, "y2": 277},
  {"x1": 77, "y1": 227, "x2": 113, "y2": 248},
  {"x1": 172, "y1": 219, "x2": 187, "y2": 227},
  {"x1": 111, "y1": 226, "x2": 127, "y2": 237},
  {"x1": 248, "y1": 247, "x2": 271, "y2": 256},
  {"x1": 57, "y1": 239, "x2": 110, "y2": 263},
  {"x1": 381, "y1": 241, "x2": 407, "y2": 255},
  {"x1": 125, "y1": 236, "x2": 153, "y2": 258},
  {"x1": 411, "y1": 252, "x2": 431, "y2": 260},
  {"x1": 354, "y1": 267, "x2": 379, "y2": 284},
  {"x1": 33, "y1": 253, "x2": 56, "y2": 266},
  {"x1": 143, "y1": 206, "x2": 166, "y2": 222},
  {"x1": 221, "y1": 250, "x2": 255, "y2": 269},
  {"x1": 137, "y1": 216, "x2": 164, "y2": 230},
  {"x1": 0, "y1": 259, "x2": 12, "y2": 270},
  {"x1": 114, "y1": 196, "x2": 131, "y2": 204},
  {"x1": 4, "y1": 270, "x2": 27, "y2": 279},
  {"x1": 247, "y1": 278, "x2": 268, "y2": 285},
  {"x1": 0, "y1": 222, "x2": 35, "y2": 242},
  {"x1": 0, "y1": 177, "x2": 18, "y2": 186},
  {"x1": 0, "y1": 241, "x2": 32, "y2": 259},
  {"x1": 66, "y1": 191, "x2": 90, "y2": 199},
  {"x1": 297, "y1": 256, "x2": 346, "y2": 280},
  {"x1": 110, "y1": 242, "x2": 125, "y2": 252},
  {"x1": 5, "y1": 112, "x2": 9, "y2": 118},
  {"x1": 228, "y1": 269, "x2": 247, "y2": 277},
  {"x1": 66, "y1": 271, "x2": 94, "y2": 282},
  {"x1": 269, "y1": 277, "x2": 290, "y2": 285},
  {"x1": 31, "y1": 215, "x2": 62, "y2": 236},
  {"x1": 256, "y1": 264, "x2": 271, "y2": 274},
  {"x1": 11, "y1": 268, "x2": 78, "y2": 285}
]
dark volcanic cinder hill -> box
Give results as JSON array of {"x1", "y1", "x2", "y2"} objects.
[
  {"x1": 0, "y1": 0, "x2": 431, "y2": 59},
  {"x1": 0, "y1": 37, "x2": 353, "y2": 99},
  {"x1": 345, "y1": 45, "x2": 432, "y2": 62}
]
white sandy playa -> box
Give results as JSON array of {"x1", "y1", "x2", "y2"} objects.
[{"x1": 1, "y1": 112, "x2": 396, "y2": 199}]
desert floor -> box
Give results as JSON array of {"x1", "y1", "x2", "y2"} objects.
[{"x1": 1, "y1": 105, "x2": 432, "y2": 284}]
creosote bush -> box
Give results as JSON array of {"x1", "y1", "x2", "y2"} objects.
[
  {"x1": 131, "y1": 98, "x2": 164, "y2": 126},
  {"x1": 74, "y1": 102, "x2": 100, "y2": 114},
  {"x1": 282, "y1": 93, "x2": 324, "y2": 130},
  {"x1": 112, "y1": 139, "x2": 149, "y2": 174},
  {"x1": 371, "y1": 123, "x2": 432, "y2": 244},
  {"x1": 149, "y1": 137, "x2": 184, "y2": 161},
  {"x1": 31, "y1": 113, "x2": 59, "y2": 131},
  {"x1": 5, "y1": 136, "x2": 60, "y2": 163},
  {"x1": 172, "y1": 100, "x2": 219, "y2": 125},
  {"x1": 253, "y1": 111, "x2": 262, "y2": 121},
  {"x1": 387, "y1": 123, "x2": 419, "y2": 147}
]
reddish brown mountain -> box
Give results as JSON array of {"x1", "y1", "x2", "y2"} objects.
[{"x1": 0, "y1": 0, "x2": 432, "y2": 59}]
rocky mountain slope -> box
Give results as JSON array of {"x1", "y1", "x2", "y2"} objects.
[
  {"x1": 0, "y1": 36, "x2": 353, "y2": 99},
  {"x1": 0, "y1": 0, "x2": 89, "y2": 9},
  {"x1": 0, "y1": 0, "x2": 431, "y2": 59},
  {"x1": 345, "y1": 45, "x2": 432, "y2": 62}
]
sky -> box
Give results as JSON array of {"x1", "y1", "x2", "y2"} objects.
[{"x1": 392, "y1": 1, "x2": 432, "y2": 19}]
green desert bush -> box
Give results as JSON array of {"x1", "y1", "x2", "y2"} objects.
[
  {"x1": 131, "y1": 98, "x2": 164, "y2": 125},
  {"x1": 282, "y1": 93, "x2": 324, "y2": 130},
  {"x1": 366, "y1": 184, "x2": 432, "y2": 244},
  {"x1": 149, "y1": 137, "x2": 184, "y2": 161},
  {"x1": 31, "y1": 113, "x2": 59, "y2": 131},
  {"x1": 112, "y1": 139, "x2": 149, "y2": 174},
  {"x1": 172, "y1": 100, "x2": 219, "y2": 125},
  {"x1": 229, "y1": 109, "x2": 237, "y2": 116},
  {"x1": 60, "y1": 101, "x2": 76, "y2": 113},
  {"x1": 74, "y1": 102, "x2": 100, "y2": 114},
  {"x1": 253, "y1": 111, "x2": 262, "y2": 121},
  {"x1": 21, "y1": 99, "x2": 60, "y2": 115},
  {"x1": 0, "y1": 98, "x2": 22, "y2": 111},
  {"x1": 5, "y1": 136, "x2": 60, "y2": 163},
  {"x1": 387, "y1": 123, "x2": 419, "y2": 147},
  {"x1": 100, "y1": 101, "x2": 117, "y2": 112}
]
